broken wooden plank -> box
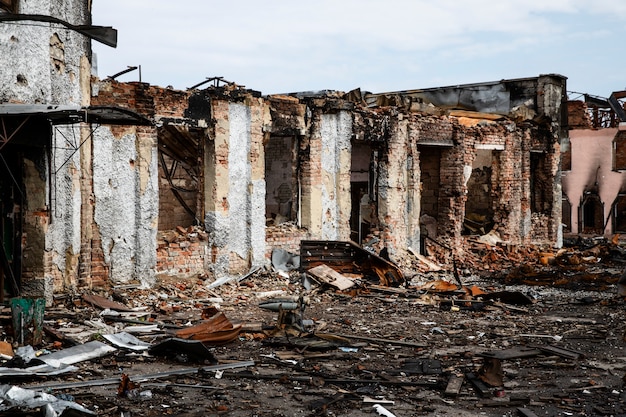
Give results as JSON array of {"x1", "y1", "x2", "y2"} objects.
[
  {"x1": 307, "y1": 264, "x2": 355, "y2": 290},
  {"x1": 31, "y1": 361, "x2": 256, "y2": 390},
  {"x1": 368, "y1": 285, "x2": 408, "y2": 294},
  {"x1": 363, "y1": 396, "x2": 394, "y2": 405},
  {"x1": 219, "y1": 371, "x2": 440, "y2": 388},
  {"x1": 517, "y1": 407, "x2": 539, "y2": 417},
  {"x1": 335, "y1": 333, "x2": 427, "y2": 348},
  {"x1": 390, "y1": 359, "x2": 442, "y2": 375},
  {"x1": 444, "y1": 374, "x2": 464, "y2": 397},
  {"x1": 478, "y1": 347, "x2": 542, "y2": 360},
  {"x1": 465, "y1": 372, "x2": 492, "y2": 397},
  {"x1": 530, "y1": 344, "x2": 585, "y2": 360},
  {"x1": 416, "y1": 253, "x2": 444, "y2": 271}
]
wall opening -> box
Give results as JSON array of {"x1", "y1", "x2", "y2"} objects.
[
  {"x1": 613, "y1": 131, "x2": 626, "y2": 171},
  {"x1": 530, "y1": 151, "x2": 551, "y2": 214},
  {"x1": 464, "y1": 149, "x2": 494, "y2": 235},
  {"x1": 562, "y1": 195, "x2": 572, "y2": 234},
  {"x1": 419, "y1": 146, "x2": 441, "y2": 221},
  {"x1": 612, "y1": 194, "x2": 626, "y2": 233},
  {"x1": 0, "y1": 148, "x2": 23, "y2": 298},
  {"x1": 157, "y1": 125, "x2": 203, "y2": 230},
  {"x1": 350, "y1": 143, "x2": 377, "y2": 243},
  {"x1": 265, "y1": 135, "x2": 298, "y2": 225},
  {"x1": 580, "y1": 192, "x2": 604, "y2": 234},
  {"x1": 417, "y1": 146, "x2": 443, "y2": 254}
]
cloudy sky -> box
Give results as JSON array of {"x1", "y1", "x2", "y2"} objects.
[{"x1": 92, "y1": 1, "x2": 626, "y2": 98}]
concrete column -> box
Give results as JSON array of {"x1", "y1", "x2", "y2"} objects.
[
  {"x1": 227, "y1": 102, "x2": 253, "y2": 270},
  {"x1": 248, "y1": 97, "x2": 268, "y2": 268},
  {"x1": 205, "y1": 98, "x2": 266, "y2": 277},
  {"x1": 300, "y1": 110, "x2": 323, "y2": 236},
  {"x1": 204, "y1": 99, "x2": 231, "y2": 275},
  {"x1": 92, "y1": 125, "x2": 158, "y2": 287},
  {"x1": 377, "y1": 115, "x2": 411, "y2": 256},
  {"x1": 320, "y1": 111, "x2": 352, "y2": 241}
]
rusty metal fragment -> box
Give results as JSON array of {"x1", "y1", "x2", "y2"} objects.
[
  {"x1": 478, "y1": 357, "x2": 504, "y2": 387},
  {"x1": 175, "y1": 311, "x2": 241, "y2": 344},
  {"x1": 82, "y1": 293, "x2": 134, "y2": 312}
]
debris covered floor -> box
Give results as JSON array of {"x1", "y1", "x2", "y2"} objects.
[{"x1": 2, "y1": 238, "x2": 626, "y2": 417}]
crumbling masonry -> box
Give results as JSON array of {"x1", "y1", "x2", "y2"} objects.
[
  {"x1": 0, "y1": 1, "x2": 568, "y2": 298},
  {"x1": 87, "y1": 75, "x2": 567, "y2": 286}
]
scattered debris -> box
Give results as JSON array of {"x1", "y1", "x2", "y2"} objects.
[
  {"x1": 0, "y1": 384, "x2": 95, "y2": 416},
  {"x1": 300, "y1": 240, "x2": 405, "y2": 287},
  {"x1": 0, "y1": 237, "x2": 623, "y2": 415}
]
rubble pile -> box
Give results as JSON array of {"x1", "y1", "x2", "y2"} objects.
[{"x1": 0, "y1": 239, "x2": 624, "y2": 416}]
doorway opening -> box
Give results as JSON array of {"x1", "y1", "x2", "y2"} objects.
[
  {"x1": 581, "y1": 192, "x2": 604, "y2": 234},
  {"x1": 265, "y1": 136, "x2": 298, "y2": 225},
  {"x1": 464, "y1": 149, "x2": 494, "y2": 235}
]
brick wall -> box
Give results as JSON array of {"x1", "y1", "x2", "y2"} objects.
[
  {"x1": 156, "y1": 227, "x2": 208, "y2": 277},
  {"x1": 93, "y1": 80, "x2": 156, "y2": 118},
  {"x1": 87, "y1": 81, "x2": 563, "y2": 286},
  {"x1": 567, "y1": 101, "x2": 593, "y2": 130},
  {"x1": 265, "y1": 223, "x2": 311, "y2": 259}
]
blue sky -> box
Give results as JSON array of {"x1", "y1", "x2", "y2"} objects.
[{"x1": 92, "y1": 1, "x2": 626, "y2": 98}]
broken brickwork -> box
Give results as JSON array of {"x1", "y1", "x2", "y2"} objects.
[
  {"x1": 265, "y1": 223, "x2": 310, "y2": 259},
  {"x1": 157, "y1": 228, "x2": 208, "y2": 277},
  {"x1": 84, "y1": 75, "x2": 566, "y2": 288},
  {"x1": 567, "y1": 101, "x2": 593, "y2": 130}
]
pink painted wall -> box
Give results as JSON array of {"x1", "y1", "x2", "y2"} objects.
[{"x1": 562, "y1": 128, "x2": 626, "y2": 234}]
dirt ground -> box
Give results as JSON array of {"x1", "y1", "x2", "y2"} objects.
[{"x1": 6, "y1": 238, "x2": 626, "y2": 417}]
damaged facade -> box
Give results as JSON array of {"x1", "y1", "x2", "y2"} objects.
[
  {"x1": 0, "y1": 1, "x2": 568, "y2": 300},
  {"x1": 562, "y1": 92, "x2": 626, "y2": 235},
  {"x1": 0, "y1": 0, "x2": 148, "y2": 303},
  {"x1": 91, "y1": 75, "x2": 567, "y2": 286}
]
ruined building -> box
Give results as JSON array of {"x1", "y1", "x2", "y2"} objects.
[
  {"x1": 0, "y1": 1, "x2": 568, "y2": 303},
  {"x1": 0, "y1": 0, "x2": 148, "y2": 302},
  {"x1": 562, "y1": 92, "x2": 626, "y2": 235}
]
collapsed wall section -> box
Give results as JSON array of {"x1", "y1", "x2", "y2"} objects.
[{"x1": 85, "y1": 75, "x2": 566, "y2": 288}]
